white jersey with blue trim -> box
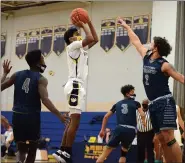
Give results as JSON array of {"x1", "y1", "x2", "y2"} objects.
[{"x1": 66, "y1": 40, "x2": 88, "y2": 82}]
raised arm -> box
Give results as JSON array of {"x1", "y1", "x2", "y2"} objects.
[
  {"x1": 117, "y1": 17, "x2": 148, "y2": 58},
  {"x1": 38, "y1": 77, "x2": 68, "y2": 125},
  {"x1": 1, "y1": 60, "x2": 12, "y2": 83},
  {"x1": 87, "y1": 21, "x2": 99, "y2": 49},
  {"x1": 162, "y1": 62, "x2": 184, "y2": 84},
  {"x1": 1, "y1": 73, "x2": 16, "y2": 91}
]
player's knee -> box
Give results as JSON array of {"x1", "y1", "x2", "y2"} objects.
[
  {"x1": 161, "y1": 130, "x2": 174, "y2": 143},
  {"x1": 121, "y1": 147, "x2": 128, "y2": 157}
]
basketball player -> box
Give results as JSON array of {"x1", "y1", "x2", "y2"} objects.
[
  {"x1": 1, "y1": 59, "x2": 12, "y2": 83},
  {"x1": 53, "y1": 16, "x2": 98, "y2": 163},
  {"x1": 1, "y1": 50, "x2": 68, "y2": 163},
  {"x1": 96, "y1": 85, "x2": 145, "y2": 163},
  {"x1": 117, "y1": 17, "x2": 184, "y2": 162}
]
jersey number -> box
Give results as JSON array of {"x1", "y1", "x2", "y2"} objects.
[
  {"x1": 145, "y1": 74, "x2": 149, "y2": 85},
  {"x1": 22, "y1": 78, "x2": 30, "y2": 93}
]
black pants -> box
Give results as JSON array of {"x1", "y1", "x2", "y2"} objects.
[{"x1": 137, "y1": 130, "x2": 155, "y2": 163}]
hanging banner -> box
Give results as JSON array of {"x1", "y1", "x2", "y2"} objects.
[
  {"x1": 100, "y1": 19, "x2": 116, "y2": 52},
  {"x1": 149, "y1": 15, "x2": 152, "y2": 42},
  {"x1": 53, "y1": 25, "x2": 67, "y2": 56},
  {"x1": 1, "y1": 32, "x2": 6, "y2": 58},
  {"x1": 116, "y1": 17, "x2": 132, "y2": 51},
  {"x1": 133, "y1": 15, "x2": 150, "y2": 44},
  {"x1": 15, "y1": 30, "x2": 28, "y2": 59},
  {"x1": 27, "y1": 28, "x2": 40, "y2": 53},
  {"x1": 40, "y1": 27, "x2": 53, "y2": 57}
]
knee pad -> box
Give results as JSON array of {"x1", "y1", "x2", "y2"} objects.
[
  {"x1": 121, "y1": 149, "x2": 128, "y2": 157},
  {"x1": 167, "y1": 138, "x2": 176, "y2": 146}
]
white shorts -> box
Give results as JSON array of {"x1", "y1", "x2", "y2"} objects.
[{"x1": 64, "y1": 80, "x2": 86, "y2": 115}]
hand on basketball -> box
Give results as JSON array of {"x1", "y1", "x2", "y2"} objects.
[
  {"x1": 117, "y1": 17, "x2": 128, "y2": 28},
  {"x1": 99, "y1": 130, "x2": 105, "y2": 138},
  {"x1": 72, "y1": 16, "x2": 85, "y2": 28},
  {"x1": 3, "y1": 60, "x2": 12, "y2": 75}
]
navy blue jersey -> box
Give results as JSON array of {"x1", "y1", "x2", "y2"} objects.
[
  {"x1": 13, "y1": 70, "x2": 41, "y2": 113},
  {"x1": 143, "y1": 51, "x2": 171, "y2": 101},
  {"x1": 111, "y1": 98, "x2": 141, "y2": 127}
]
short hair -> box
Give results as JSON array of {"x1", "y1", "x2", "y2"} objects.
[
  {"x1": 121, "y1": 85, "x2": 135, "y2": 96},
  {"x1": 153, "y1": 37, "x2": 172, "y2": 57},
  {"x1": 25, "y1": 49, "x2": 42, "y2": 67},
  {"x1": 64, "y1": 27, "x2": 78, "y2": 45}
]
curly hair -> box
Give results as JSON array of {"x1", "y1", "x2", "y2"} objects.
[
  {"x1": 121, "y1": 85, "x2": 135, "y2": 96},
  {"x1": 153, "y1": 37, "x2": 172, "y2": 57}
]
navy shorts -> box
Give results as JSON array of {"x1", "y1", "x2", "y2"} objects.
[
  {"x1": 149, "y1": 96, "x2": 177, "y2": 134},
  {"x1": 107, "y1": 126, "x2": 136, "y2": 149},
  {"x1": 12, "y1": 112, "x2": 40, "y2": 142}
]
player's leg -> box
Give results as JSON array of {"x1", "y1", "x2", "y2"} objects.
[
  {"x1": 96, "y1": 147, "x2": 113, "y2": 163},
  {"x1": 12, "y1": 113, "x2": 28, "y2": 163},
  {"x1": 25, "y1": 141, "x2": 38, "y2": 163},
  {"x1": 60, "y1": 123, "x2": 70, "y2": 150},
  {"x1": 24, "y1": 113, "x2": 40, "y2": 163},
  {"x1": 151, "y1": 97, "x2": 182, "y2": 162},
  {"x1": 119, "y1": 127, "x2": 136, "y2": 163},
  {"x1": 97, "y1": 126, "x2": 121, "y2": 163}
]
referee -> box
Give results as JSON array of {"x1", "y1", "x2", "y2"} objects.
[{"x1": 137, "y1": 99, "x2": 154, "y2": 163}]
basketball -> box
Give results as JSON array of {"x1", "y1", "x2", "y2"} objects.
[{"x1": 70, "y1": 8, "x2": 90, "y2": 24}]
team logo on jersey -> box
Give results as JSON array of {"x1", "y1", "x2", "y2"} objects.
[
  {"x1": 121, "y1": 104, "x2": 128, "y2": 114},
  {"x1": 71, "y1": 98, "x2": 77, "y2": 103}
]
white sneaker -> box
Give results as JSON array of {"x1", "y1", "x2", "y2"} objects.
[{"x1": 52, "y1": 150, "x2": 70, "y2": 163}]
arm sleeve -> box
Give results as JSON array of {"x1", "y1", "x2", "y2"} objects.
[
  {"x1": 110, "y1": 104, "x2": 116, "y2": 113},
  {"x1": 136, "y1": 101, "x2": 141, "y2": 110}
]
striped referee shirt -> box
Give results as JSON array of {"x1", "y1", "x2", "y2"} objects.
[{"x1": 137, "y1": 109, "x2": 153, "y2": 132}]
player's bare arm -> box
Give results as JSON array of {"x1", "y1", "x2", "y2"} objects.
[
  {"x1": 1, "y1": 60, "x2": 12, "y2": 83},
  {"x1": 117, "y1": 17, "x2": 147, "y2": 58},
  {"x1": 99, "y1": 111, "x2": 113, "y2": 138},
  {"x1": 162, "y1": 62, "x2": 184, "y2": 84},
  {"x1": 138, "y1": 107, "x2": 146, "y2": 126},
  {"x1": 1, "y1": 73, "x2": 16, "y2": 91},
  {"x1": 72, "y1": 17, "x2": 94, "y2": 47},
  {"x1": 38, "y1": 77, "x2": 68, "y2": 125},
  {"x1": 87, "y1": 20, "x2": 99, "y2": 49}
]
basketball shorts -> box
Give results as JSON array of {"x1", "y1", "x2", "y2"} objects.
[
  {"x1": 149, "y1": 94, "x2": 177, "y2": 134},
  {"x1": 64, "y1": 80, "x2": 86, "y2": 115},
  {"x1": 12, "y1": 112, "x2": 40, "y2": 143},
  {"x1": 107, "y1": 126, "x2": 136, "y2": 150}
]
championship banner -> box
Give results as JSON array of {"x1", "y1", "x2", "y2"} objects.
[
  {"x1": 27, "y1": 28, "x2": 40, "y2": 53},
  {"x1": 84, "y1": 143, "x2": 106, "y2": 159},
  {"x1": 100, "y1": 19, "x2": 116, "y2": 52},
  {"x1": 53, "y1": 25, "x2": 67, "y2": 56},
  {"x1": 40, "y1": 27, "x2": 53, "y2": 57},
  {"x1": 15, "y1": 30, "x2": 28, "y2": 59},
  {"x1": 116, "y1": 17, "x2": 132, "y2": 51},
  {"x1": 1, "y1": 32, "x2": 6, "y2": 58},
  {"x1": 133, "y1": 15, "x2": 150, "y2": 44}
]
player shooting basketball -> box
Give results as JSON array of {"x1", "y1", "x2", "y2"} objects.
[{"x1": 53, "y1": 8, "x2": 98, "y2": 163}]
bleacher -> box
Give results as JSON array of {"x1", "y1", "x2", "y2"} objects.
[{"x1": 1, "y1": 111, "x2": 116, "y2": 153}]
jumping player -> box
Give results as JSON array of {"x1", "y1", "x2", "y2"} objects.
[
  {"x1": 96, "y1": 85, "x2": 145, "y2": 163},
  {"x1": 1, "y1": 50, "x2": 68, "y2": 163},
  {"x1": 117, "y1": 17, "x2": 184, "y2": 163},
  {"x1": 53, "y1": 16, "x2": 98, "y2": 163}
]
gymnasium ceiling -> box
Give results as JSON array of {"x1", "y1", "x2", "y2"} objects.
[{"x1": 1, "y1": 1, "x2": 62, "y2": 15}]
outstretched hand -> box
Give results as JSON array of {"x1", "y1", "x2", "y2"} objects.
[
  {"x1": 3, "y1": 60, "x2": 12, "y2": 75},
  {"x1": 60, "y1": 112, "x2": 70, "y2": 126},
  {"x1": 72, "y1": 16, "x2": 85, "y2": 28},
  {"x1": 99, "y1": 129, "x2": 105, "y2": 138},
  {"x1": 117, "y1": 17, "x2": 128, "y2": 28}
]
